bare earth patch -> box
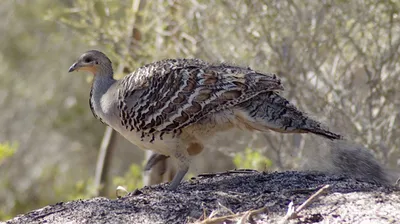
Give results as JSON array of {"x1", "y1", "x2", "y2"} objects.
[{"x1": 5, "y1": 170, "x2": 400, "y2": 224}]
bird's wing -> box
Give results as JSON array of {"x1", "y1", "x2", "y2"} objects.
[{"x1": 117, "y1": 59, "x2": 284, "y2": 138}]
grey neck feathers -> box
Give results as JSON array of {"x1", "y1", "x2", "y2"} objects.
[
  {"x1": 92, "y1": 76, "x2": 115, "y2": 97},
  {"x1": 91, "y1": 69, "x2": 117, "y2": 116},
  {"x1": 92, "y1": 66, "x2": 116, "y2": 97}
]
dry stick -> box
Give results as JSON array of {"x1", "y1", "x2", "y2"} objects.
[
  {"x1": 279, "y1": 184, "x2": 331, "y2": 224},
  {"x1": 395, "y1": 178, "x2": 400, "y2": 188},
  {"x1": 94, "y1": 126, "x2": 116, "y2": 196},
  {"x1": 32, "y1": 208, "x2": 67, "y2": 221},
  {"x1": 198, "y1": 181, "x2": 330, "y2": 224},
  {"x1": 237, "y1": 211, "x2": 251, "y2": 224},
  {"x1": 196, "y1": 206, "x2": 268, "y2": 224},
  {"x1": 93, "y1": 0, "x2": 144, "y2": 196},
  {"x1": 197, "y1": 169, "x2": 258, "y2": 178}
]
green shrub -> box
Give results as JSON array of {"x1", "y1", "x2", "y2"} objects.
[
  {"x1": 112, "y1": 163, "x2": 143, "y2": 192},
  {"x1": 0, "y1": 142, "x2": 17, "y2": 164},
  {"x1": 65, "y1": 178, "x2": 98, "y2": 201},
  {"x1": 233, "y1": 147, "x2": 272, "y2": 170}
]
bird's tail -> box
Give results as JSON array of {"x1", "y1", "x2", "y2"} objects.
[
  {"x1": 301, "y1": 120, "x2": 342, "y2": 140},
  {"x1": 235, "y1": 92, "x2": 343, "y2": 140}
]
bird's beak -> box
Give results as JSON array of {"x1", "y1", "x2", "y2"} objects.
[
  {"x1": 68, "y1": 62, "x2": 78, "y2": 73},
  {"x1": 68, "y1": 61, "x2": 97, "y2": 75}
]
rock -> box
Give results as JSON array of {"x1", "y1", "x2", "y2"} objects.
[{"x1": 6, "y1": 170, "x2": 400, "y2": 224}]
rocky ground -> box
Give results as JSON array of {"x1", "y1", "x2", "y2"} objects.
[{"x1": 5, "y1": 170, "x2": 400, "y2": 224}]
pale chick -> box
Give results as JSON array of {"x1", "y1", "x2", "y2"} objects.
[{"x1": 68, "y1": 50, "x2": 342, "y2": 190}]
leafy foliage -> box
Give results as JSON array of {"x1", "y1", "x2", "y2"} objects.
[
  {"x1": 233, "y1": 147, "x2": 272, "y2": 171},
  {"x1": 0, "y1": 142, "x2": 17, "y2": 220},
  {"x1": 0, "y1": 142, "x2": 17, "y2": 164},
  {"x1": 64, "y1": 178, "x2": 98, "y2": 201},
  {"x1": 112, "y1": 163, "x2": 143, "y2": 192}
]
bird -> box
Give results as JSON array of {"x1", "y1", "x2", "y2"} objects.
[{"x1": 68, "y1": 50, "x2": 342, "y2": 190}]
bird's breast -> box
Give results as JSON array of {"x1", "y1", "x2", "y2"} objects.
[{"x1": 112, "y1": 125, "x2": 177, "y2": 155}]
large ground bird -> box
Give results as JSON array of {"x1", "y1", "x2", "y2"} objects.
[{"x1": 69, "y1": 50, "x2": 342, "y2": 190}]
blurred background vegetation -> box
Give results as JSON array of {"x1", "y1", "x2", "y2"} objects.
[{"x1": 1, "y1": 0, "x2": 399, "y2": 220}]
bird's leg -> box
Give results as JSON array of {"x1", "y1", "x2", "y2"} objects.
[
  {"x1": 168, "y1": 150, "x2": 190, "y2": 190},
  {"x1": 144, "y1": 152, "x2": 170, "y2": 172},
  {"x1": 169, "y1": 165, "x2": 189, "y2": 190}
]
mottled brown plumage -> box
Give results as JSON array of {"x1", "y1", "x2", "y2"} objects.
[
  {"x1": 69, "y1": 50, "x2": 342, "y2": 190},
  {"x1": 116, "y1": 58, "x2": 284, "y2": 142}
]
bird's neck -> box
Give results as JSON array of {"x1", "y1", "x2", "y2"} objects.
[
  {"x1": 90, "y1": 72, "x2": 117, "y2": 121},
  {"x1": 92, "y1": 65, "x2": 116, "y2": 94},
  {"x1": 92, "y1": 74, "x2": 116, "y2": 97}
]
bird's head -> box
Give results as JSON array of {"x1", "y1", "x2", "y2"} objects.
[{"x1": 68, "y1": 50, "x2": 113, "y2": 75}]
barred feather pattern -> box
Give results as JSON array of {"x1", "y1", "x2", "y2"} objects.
[
  {"x1": 237, "y1": 92, "x2": 343, "y2": 140},
  {"x1": 116, "y1": 59, "x2": 283, "y2": 141}
]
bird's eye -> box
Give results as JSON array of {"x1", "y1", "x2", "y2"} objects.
[{"x1": 84, "y1": 57, "x2": 92, "y2": 63}]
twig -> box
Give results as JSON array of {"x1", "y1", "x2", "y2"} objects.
[
  {"x1": 196, "y1": 206, "x2": 268, "y2": 224},
  {"x1": 93, "y1": 0, "x2": 144, "y2": 197},
  {"x1": 196, "y1": 169, "x2": 259, "y2": 180},
  {"x1": 32, "y1": 208, "x2": 67, "y2": 220},
  {"x1": 94, "y1": 126, "x2": 116, "y2": 196},
  {"x1": 236, "y1": 211, "x2": 251, "y2": 224},
  {"x1": 279, "y1": 185, "x2": 331, "y2": 224}
]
